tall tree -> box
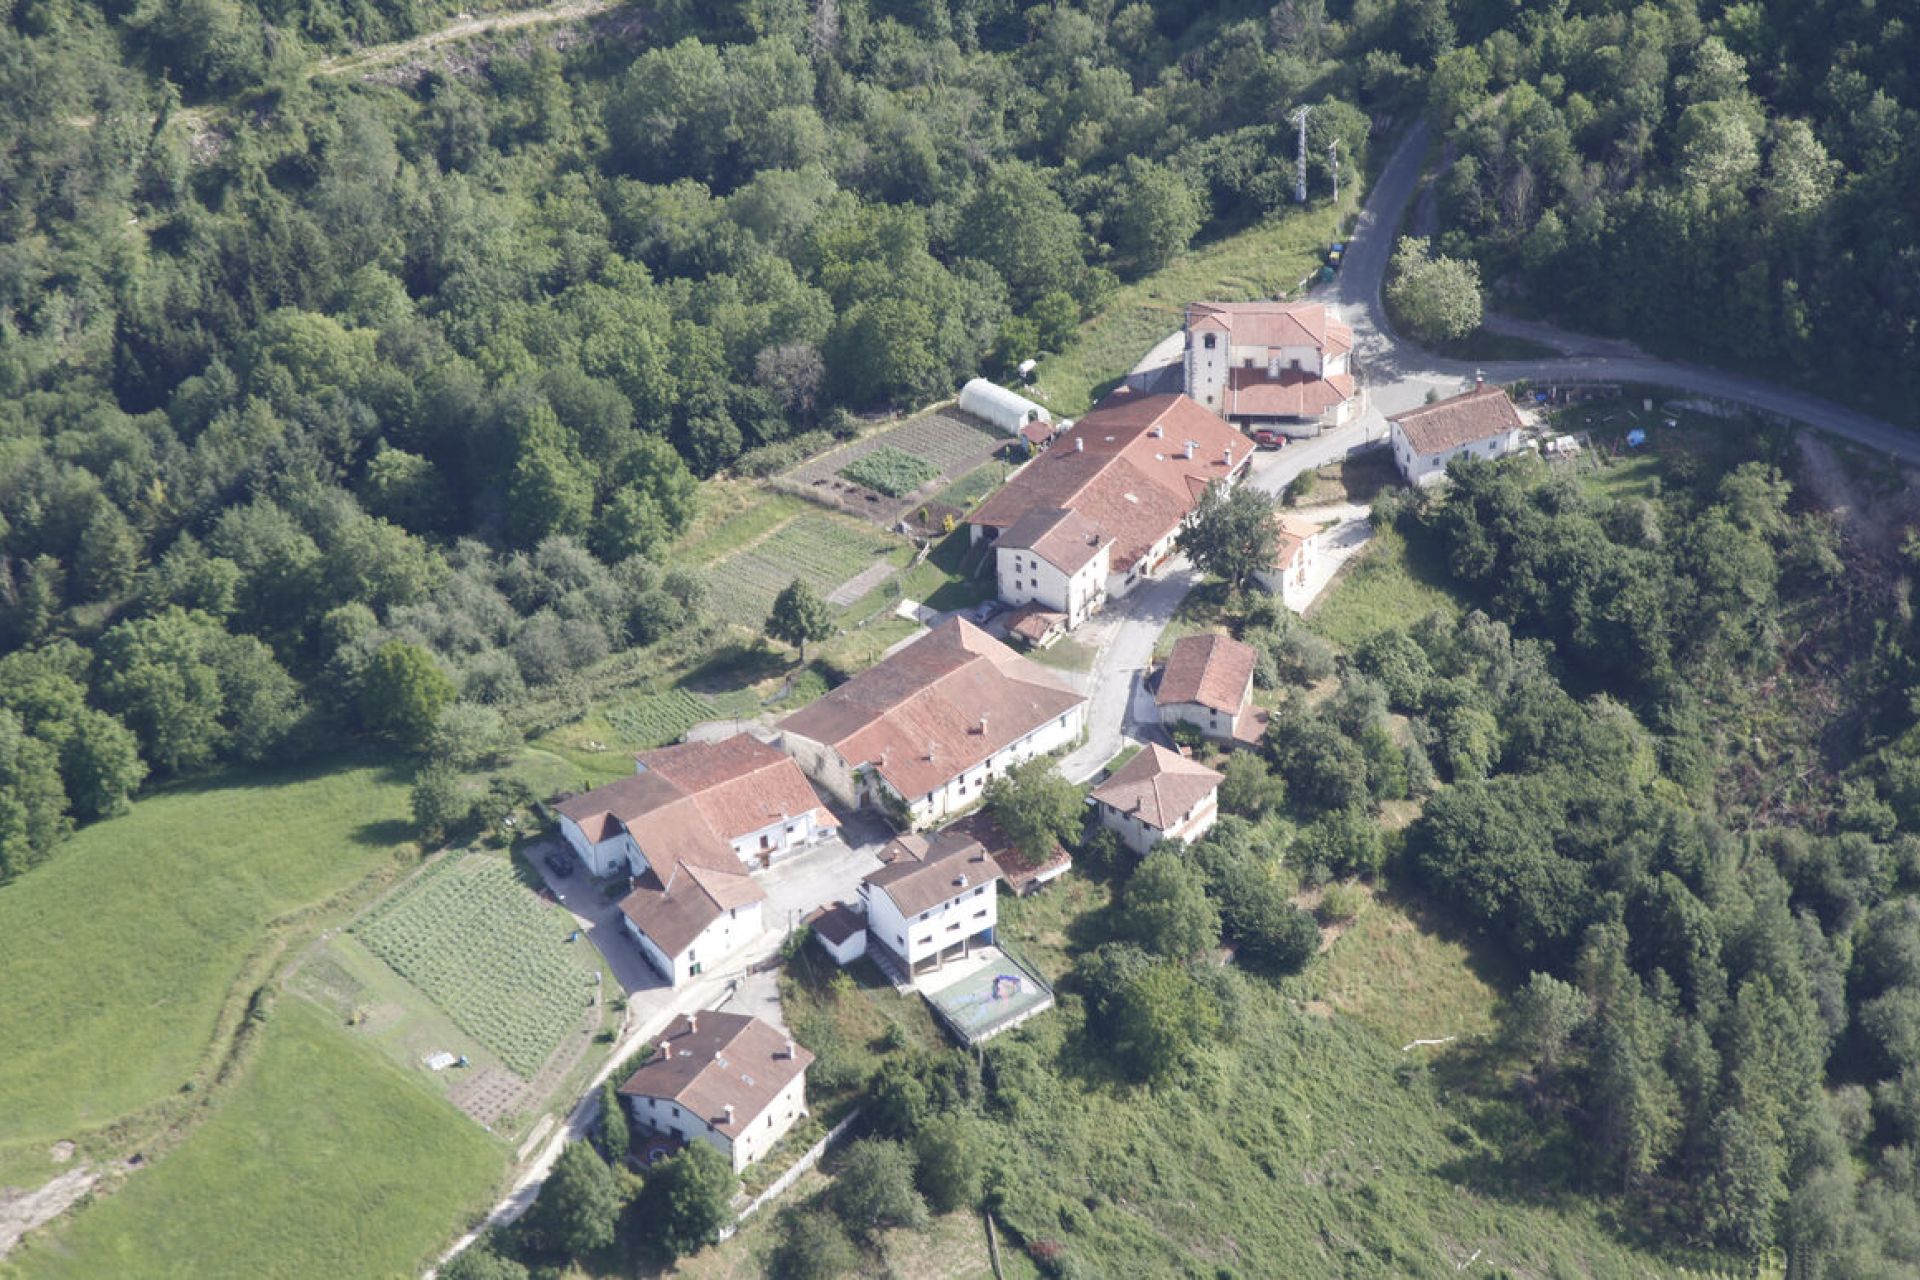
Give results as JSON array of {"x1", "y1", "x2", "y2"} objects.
[
  {"x1": 1178, "y1": 481, "x2": 1279, "y2": 594},
  {"x1": 1385, "y1": 236, "x2": 1483, "y2": 343},
  {"x1": 357, "y1": 641, "x2": 456, "y2": 745},
  {"x1": 765, "y1": 578, "x2": 833, "y2": 663},
  {"x1": 983, "y1": 758, "x2": 1080, "y2": 863},
  {"x1": 533, "y1": 1141, "x2": 623, "y2": 1259}
]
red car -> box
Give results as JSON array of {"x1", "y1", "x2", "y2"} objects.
[{"x1": 1249, "y1": 428, "x2": 1288, "y2": 449}]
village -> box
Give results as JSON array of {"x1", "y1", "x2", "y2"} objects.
[{"x1": 533, "y1": 293, "x2": 1542, "y2": 1193}]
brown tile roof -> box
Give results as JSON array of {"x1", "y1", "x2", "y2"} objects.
[
  {"x1": 1224, "y1": 368, "x2": 1355, "y2": 420},
  {"x1": 968, "y1": 392, "x2": 1249, "y2": 572},
  {"x1": 1156, "y1": 633, "x2": 1256, "y2": 715},
  {"x1": 1390, "y1": 383, "x2": 1525, "y2": 455},
  {"x1": 996, "y1": 507, "x2": 1110, "y2": 574},
  {"x1": 617, "y1": 863, "x2": 764, "y2": 958},
  {"x1": 638, "y1": 736, "x2": 838, "y2": 844},
  {"x1": 1090, "y1": 744, "x2": 1223, "y2": 831},
  {"x1": 777, "y1": 619, "x2": 1084, "y2": 803},
  {"x1": 1186, "y1": 300, "x2": 1354, "y2": 357},
  {"x1": 558, "y1": 733, "x2": 834, "y2": 883},
  {"x1": 803, "y1": 901, "x2": 864, "y2": 947},
  {"x1": 1005, "y1": 605, "x2": 1067, "y2": 645},
  {"x1": 866, "y1": 828, "x2": 1004, "y2": 917},
  {"x1": 618, "y1": 1011, "x2": 812, "y2": 1141},
  {"x1": 943, "y1": 810, "x2": 1071, "y2": 894}
]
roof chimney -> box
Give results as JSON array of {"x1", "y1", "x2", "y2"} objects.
[
  {"x1": 1075, "y1": 436, "x2": 1084, "y2": 453},
  {"x1": 978, "y1": 713, "x2": 989, "y2": 736},
  {"x1": 785, "y1": 1038, "x2": 796, "y2": 1059},
  {"x1": 1149, "y1": 424, "x2": 1162, "y2": 438},
  {"x1": 1184, "y1": 440, "x2": 1196, "y2": 461},
  {"x1": 686, "y1": 1012, "x2": 697, "y2": 1034},
  {"x1": 723, "y1": 1104, "x2": 735, "y2": 1125},
  {"x1": 1224, "y1": 445, "x2": 1234, "y2": 466},
  {"x1": 1475, "y1": 369, "x2": 1485, "y2": 387}
]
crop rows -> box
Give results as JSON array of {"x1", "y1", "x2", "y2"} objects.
[
  {"x1": 354, "y1": 855, "x2": 595, "y2": 1078},
  {"x1": 786, "y1": 410, "x2": 1002, "y2": 486},
  {"x1": 703, "y1": 516, "x2": 900, "y2": 627},
  {"x1": 605, "y1": 687, "x2": 719, "y2": 747}
]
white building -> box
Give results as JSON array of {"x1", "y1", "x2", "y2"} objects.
[
  {"x1": 1388, "y1": 381, "x2": 1527, "y2": 487},
  {"x1": 1254, "y1": 514, "x2": 1322, "y2": 613},
  {"x1": 968, "y1": 391, "x2": 1253, "y2": 618},
  {"x1": 1183, "y1": 301, "x2": 1358, "y2": 435},
  {"x1": 553, "y1": 735, "x2": 836, "y2": 986},
  {"x1": 1089, "y1": 744, "x2": 1224, "y2": 856},
  {"x1": 959, "y1": 378, "x2": 1051, "y2": 436},
  {"x1": 618, "y1": 1011, "x2": 813, "y2": 1173},
  {"x1": 861, "y1": 830, "x2": 1003, "y2": 975},
  {"x1": 1155, "y1": 632, "x2": 1261, "y2": 747},
  {"x1": 994, "y1": 506, "x2": 1111, "y2": 629},
  {"x1": 778, "y1": 619, "x2": 1087, "y2": 829}
]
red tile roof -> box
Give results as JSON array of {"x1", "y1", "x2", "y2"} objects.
[
  {"x1": 1186, "y1": 300, "x2": 1354, "y2": 357},
  {"x1": 617, "y1": 863, "x2": 763, "y2": 957},
  {"x1": 638, "y1": 736, "x2": 838, "y2": 845},
  {"x1": 943, "y1": 810, "x2": 1071, "y2": 894},
  {"x1": 996, "y1": 506, "x2": 1110, "y2": 574},
  {"x1": 1271, "y1": 514, "x2": 1319, "y2": 568},
  {"x1": 618, "y1": 1012, "x2": 811, "y2": 1141},
  {"x1": 1224, "y1": 368, "x2": 1356, "y2": 420},
  {"x1": 1390, "y1": 383, "x2": 1525, "y2": 454},
  {"x1": 803, "y1": 901, "x2": 865, "y2": 947},
  {"x1": 1156, "y1": 633, "x2": 1256, "y2": 715},
  {"x1": 777, "y1": 619, "x2": 1085, "y2": 804},
  {"x1": 968, "y1": 392, "x2": 1249, "y2": 572},
  {"x1": 1090, "y1": 744, "x2": 1223, "y2": 831},
  {"x1": 1005, "y1": 605, "x2": 1067, "y2": 646}
]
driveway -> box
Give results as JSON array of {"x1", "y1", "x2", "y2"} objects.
[{"x1": 527, "y1": 835, "x2": 667, "y2": 998}]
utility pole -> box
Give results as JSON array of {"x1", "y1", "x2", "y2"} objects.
[
  {"x1": 1292, "y1": 105, "x2": 1311, "y2": 204},
  {"x1": 1329, "y1": 139, "x2": 1339, "y2": 203}
]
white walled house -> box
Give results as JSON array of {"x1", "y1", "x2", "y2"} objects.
[
  {"x1": 1183, "y1": 301, "x2": 1358, "y2": 434},
  {"x1": 553, "y1": 735, "x2": 835, "y2": 986},
  {"x1": 1090, "y1": 744, "x2": 1224, "y2": 856},
  {"x1": 803, "y1": 902, "x2": 869, "y2": 967},
  {"x1": 861, "y1": 831, "x2": 1003, "y2": 974},
  {"x1": 1155, "y1": 632, "x2": 1260, "y2": 747},
  {"x1": 618, "y1": 1011, "x2": 813, "y2": 1174},
  {"x1": 994, "y1": 507, "x2": 1111, "y2": 628},
  {"x1": 1389, "y1": 382, "x2": 1527, "y2": 487},
  {"x1": 1254, "y1": 514, "x2": 1322, "y2": 613},
  {"x1": 959, "y1": 378, "x2": 1051, "y2": 436},
  {"x1": 778, "y1": 619, "x2": 1087, "y2": 829},
  {"x1": 968, "y1": 391, "x2": 1252, "y2": 611}
]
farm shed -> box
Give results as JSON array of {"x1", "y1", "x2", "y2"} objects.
[{"x1": 960, "y1": 379, "x2": 1051, "y2": 436}]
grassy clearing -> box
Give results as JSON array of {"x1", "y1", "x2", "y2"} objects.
[
  {"x1": 352, "y1": 852, "x2": 602, "y2": 1078},
  {"x1": 0, "y1": 751, "x2": 414, "y2": 1170},
  {"x1": 930, "y1": 459, "x2": 1012, "y2": 514},
  {"x1": 672, "y1": 484, "x2": 810, "y2": 565},
  {"x1": 6, "y1": 997, "x2": 503, "y2": 1280},
  {"x1": 1028, "y1": 199, "x2": 1355, "y2": 417},
  {"x1": 1023, "y1": 636, "x2": 1096, "y2": 672},
  {"x1": 1306, "y1": 525, "x2": 1464, "y2": 651}
]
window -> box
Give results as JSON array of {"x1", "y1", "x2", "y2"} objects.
[
  {"x1": 760, "y1": 833, "x2": 771, "y2": 849},
  {"x1": 1203, "y1": 333, "x2": 1216, "y2": 350},
  {"x1": 975, "y1": 908, "x2": 988, "y2": 919},
  {"x1": 1243, "y1": 357, "x2": 1254, "y2": 368},
  {"x1": 671, "y1": 1105, "x2": 680, "y2": 1118},
  {"x1": 948, "y1": 921, "x2": 961, "y2": 932},
  {"x1": 1290, "y1": 358, "x2": 1302, "y2": 370}
]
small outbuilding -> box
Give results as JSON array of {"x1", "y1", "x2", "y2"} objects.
[{"x1": 960, "y1": 378, "x2": 1052, "y2": 436}]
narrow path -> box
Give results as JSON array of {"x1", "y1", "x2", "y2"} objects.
[{"x1": 312, "y1": 0, "x2": 619, "y2": 79}]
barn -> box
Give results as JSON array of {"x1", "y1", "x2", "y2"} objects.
[{"x1": 959, "y1": 378, "x2": 1051, "y2": 436}]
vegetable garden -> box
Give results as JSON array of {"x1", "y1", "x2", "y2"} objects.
[
  {"x1": 353, "y1": 854, "x2": 597, "y2": 1078},
  {"x1": 701, "y1": 514, "x2": 903, "y2": 628},
  {"x1": 837, "y1": 446, "x2": 940, "y2": 497}
]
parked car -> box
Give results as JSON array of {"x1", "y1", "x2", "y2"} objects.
[
  {"x1": 544, "y1": 849, "x2": 574, "y2": 878},
  {"x1": 1250, "y1": 427, "x2": 1288, "y2": 449},
  {"x1": 972, "y1": 600, "x2": 1004, "y2": 623}
]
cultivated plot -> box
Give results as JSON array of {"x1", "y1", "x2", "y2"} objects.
[{"x1": 700, "y1": 513, "x2": 904, "y2": 628}]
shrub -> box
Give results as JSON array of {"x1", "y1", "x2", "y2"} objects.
[
  {"x1": 839, "y1": 446, "x2": 940, "y2": 497},
  {"x1": 1317, "y1": 881, "x2": 1368, "y2": 924},
  {"x1": 829, "y1": 1138, "x2": 927, "y2": 1236}
]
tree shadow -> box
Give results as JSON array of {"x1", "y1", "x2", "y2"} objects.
[
  {"x1": 349, "y1": 816, "x2": 417, "y2": 849},
  {"x1": 1336, "y1": 450, "x2": 1399, "y2": 503},
  {"x1": 683, "y1": 641, "x2": 787, "y2": 694}
]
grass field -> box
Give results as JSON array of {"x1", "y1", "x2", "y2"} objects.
[
  {"x1": 700, "y1": 514, "x2": 905, "y2": 629},
  {"x1": 1027, "y1": 199, "x2": 1355, "y2": 417},
  {"x1": 0, "y1": 752, "x2": 414, "y2": 1178},
  {"x1": 352, "y1": 853, "x2": 601, "y2": 1078},
  {"x1": 1305, "y1": 525, "x2": 1465, "y2": 651},
  {"x1": 930, "y1": 460, "x2": 1011, "y2": 514},
  {"x1": 5, "y1": 997, "x2": 503, "y2": 1280}
]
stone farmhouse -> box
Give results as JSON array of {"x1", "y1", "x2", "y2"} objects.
[
  {"x1": 778, "y1": 618, "x2": 1087, "y2": 829},
  {"x1": 553, "y1": 734, "x2": 836, "y2": 986},
  {"x1": 1155, "y1": 632, "x2": 1263, "y2": 747},
  {"x1": 1389, "y1": 381, "x2": 1527, "y2": 487},
  {"x1": 968, "y1": 391, "x2": 1252, "y2": 627},
  {"x1": 617, "y1": 1011, "x2": 812, "y2": 1173},
  {"x1": 1183, "y1": 300, "x2": 1358, "y2": 434},
  {"x1": 1090, "y1": 744, "x2": 1224, "y2": 856}
]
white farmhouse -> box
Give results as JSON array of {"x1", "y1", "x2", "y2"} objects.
[
  {"x1": 959, "y1": 378, "x2": 1051, "y2": 436},
  {"x1": 994, "y1": 506, "x2": 1112, "y2": 630},
  {"x1": 1388, "y1": 381, "x2": 1527, "y2": 487},
  {"x1": 552, "y1": 735, "x2": 836, "y2": 985},
  {"x1": 861, "y1": 829, "x2": 1003, "y2": 976},
  {"x1": 1254, "y1": 514, "x2": 1322, "y2": 613},
  {"x1": 1155, "y1": 632, "x2": 1261, "y2": 747},
  {"x1": 1183, "y1": 301, "x2": 1358, "y2": 435},
  {"x1": 617, "y1": 1011, "x2": 813, "y2": 1173},
  {"x1": 777, "y1": 619, "x2": 1087, "y2": 829},
  {"x1": 1089, "y1": 744, "x2": 1224, "y2": 856}
]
